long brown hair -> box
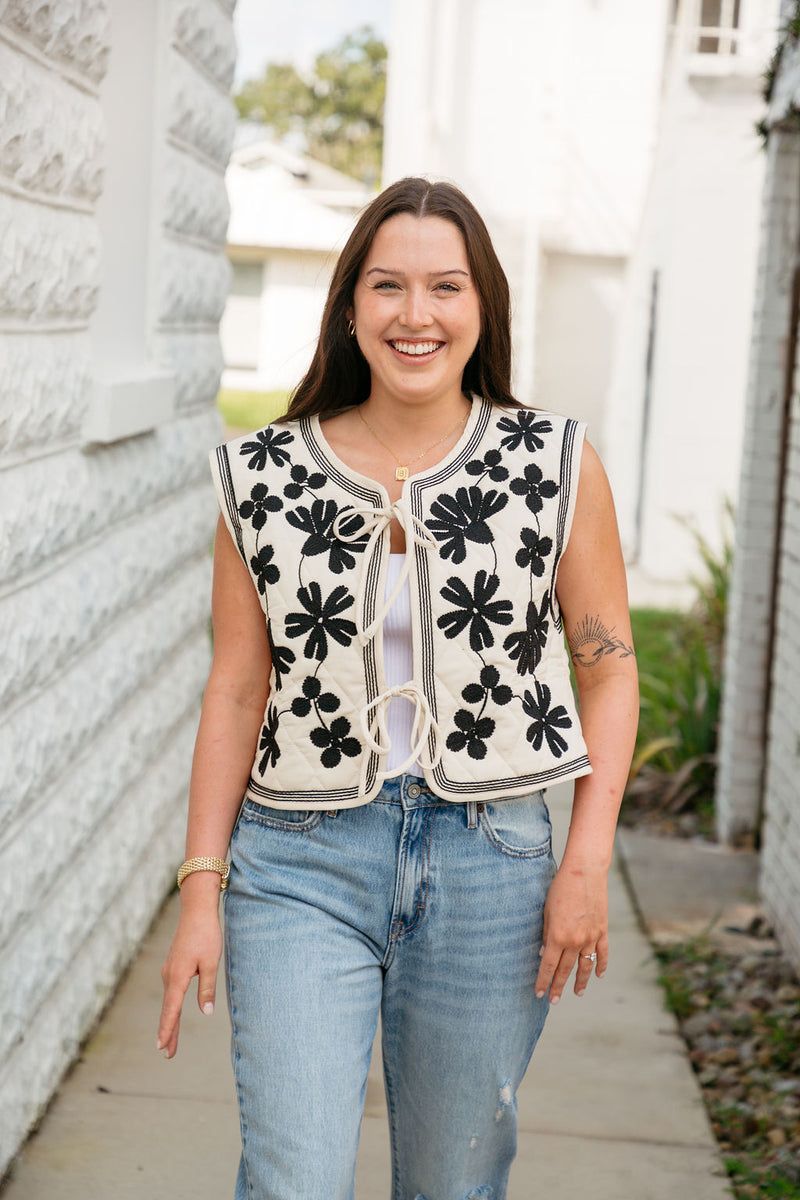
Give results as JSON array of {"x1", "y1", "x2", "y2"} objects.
[{"x1": 284, "y1": 177, "x2": 520, "y2": 421}]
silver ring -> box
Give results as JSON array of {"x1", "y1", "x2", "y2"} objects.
[{"x1": 582, "y1": 952, "x2": 597, "y2": 963}]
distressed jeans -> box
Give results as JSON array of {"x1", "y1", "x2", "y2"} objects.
[{"x1": 224, "y1": 774, "x2": 557, "y2": 1200}]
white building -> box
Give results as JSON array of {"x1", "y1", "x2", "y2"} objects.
[
  {"x1": 384, "y1": 0, "x2": 779, "y2": 587},
  {"x1": 221, "y1": 133, "x2": 372, "y2": 395},
  {"x1": 0, "y1": 0, "x2": 235, "y2": 1174}
]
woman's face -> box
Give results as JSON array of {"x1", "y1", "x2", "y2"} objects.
[{"x1": 350, "y1": 213, "x2": 481, "y2": 410}]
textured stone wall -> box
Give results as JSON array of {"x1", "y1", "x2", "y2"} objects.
[
  {"x1": 716, "y1": 132, "x2": 800, "y2": 844},
  {"x1": 0, "y1": 0, "x2": 236, "y2": 1173}
]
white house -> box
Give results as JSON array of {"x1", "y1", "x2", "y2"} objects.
[
  {"x1": 221, "y1": 132, "x2": 372, "y2": 395},
  {"x1": 384, "y1": 0, "x2": 779, "y2": 590},
  {"x1": 0, "y1": 0, "x2": 235, "y2": 1174}
]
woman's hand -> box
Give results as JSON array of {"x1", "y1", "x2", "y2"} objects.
[
  {"x1": 157, "y1": 876, "x2": 223, "y2": 1058},
  {"x1": 534, "y1": 860, "x2": 609, "y2": 1004}
]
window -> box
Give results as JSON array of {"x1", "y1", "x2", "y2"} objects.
[
  {"x1": 697, "y1": 0, "x2": 741, "y2": 55},
  {"x1": 220, "y1": 262, "x2": 263, "y2": 372}
]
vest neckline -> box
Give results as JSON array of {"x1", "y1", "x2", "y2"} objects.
[{"x1": 307, "y1": 394, "x2": 486, "y2": 499}]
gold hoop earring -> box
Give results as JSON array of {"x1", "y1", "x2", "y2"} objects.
[{"x1": 347, "y1": 319, "x2": 356, "y2": 337}]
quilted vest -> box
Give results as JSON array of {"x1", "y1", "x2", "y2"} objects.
[{"x1": 209, "y1": 395, "x2": 592, "y2": 808}]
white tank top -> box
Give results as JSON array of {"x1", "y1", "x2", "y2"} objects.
[{"x1": 382, "y1": 553, "x2": 420, "y2": 775}]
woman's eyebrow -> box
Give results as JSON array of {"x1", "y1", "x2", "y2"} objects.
[{"x1": 364, "y1": 267, "x2": 470, "y2": 278}]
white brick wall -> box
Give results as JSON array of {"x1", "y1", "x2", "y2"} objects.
[
  {"x1": 0, "y1": 0, "x2": 235, "y2": 1173},
  {"x1": 716, "y1": 132, "x2": 800, "y2": 844}
]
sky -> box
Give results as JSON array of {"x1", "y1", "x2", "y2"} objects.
[{"x1": 232, "y1": 0, "x2": 392, "y2": 85}]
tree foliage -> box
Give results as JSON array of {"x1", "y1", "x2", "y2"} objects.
[{"x1": 235, "y1": 26, "x2": 386, "y2": 185}]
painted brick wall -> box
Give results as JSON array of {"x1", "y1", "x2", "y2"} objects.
[
  {"x1": 761, "y1": 338, "x2": 800, "y2": 965},
  {"x1": 0, "y1": 0, "x2": 236, "y2": 1173},
  {"x1": 716, "y1": 132, "x2": 800, "y2": 844}
]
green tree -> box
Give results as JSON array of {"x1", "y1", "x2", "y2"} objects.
[{"x1": 235, "y1": 25, "x2": 386, "y2": 185}]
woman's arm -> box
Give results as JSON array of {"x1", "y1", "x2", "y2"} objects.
[
  {"x1": 157, "y1": 514, "x2": 271, "y2": 1057},
  {"x1": 535, "y1": 441, "x2": 639, "y2": 1004}
]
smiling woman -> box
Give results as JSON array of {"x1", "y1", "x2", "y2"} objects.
[{"x1": 158, "y1": 176, "x2": 639, "y2": 1200}]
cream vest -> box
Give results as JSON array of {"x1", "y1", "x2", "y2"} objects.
[{"x1": 210, "y1": 396, "x2": 591, "y2": 808}]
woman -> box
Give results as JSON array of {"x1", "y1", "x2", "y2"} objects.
[{"x1": 158, "y1": 177, "x2": 639, "y2": 1200}]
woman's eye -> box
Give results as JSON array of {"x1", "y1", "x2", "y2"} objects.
[
  {"x1": 374, "y1": 280, "x2": 400, "y2": 291},
  {"x1": 435, "y1": 282, "x2": 460, "y2": 293}
]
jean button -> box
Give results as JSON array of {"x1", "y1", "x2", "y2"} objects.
[{"x1": 407, "y1": 782, "x2": 421, "y2": 799}]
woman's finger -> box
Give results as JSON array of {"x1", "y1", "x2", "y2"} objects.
[{"x1": 157, "y1": 970, "x2": 194, "y2": 1057}]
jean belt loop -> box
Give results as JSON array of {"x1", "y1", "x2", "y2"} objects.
[{"x1": 466, "y1": 800, "x2": 478, "y2": 829}]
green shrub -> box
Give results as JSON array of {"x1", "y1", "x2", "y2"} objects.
[{"x1": 217, "y1": 388, "x2": 290, "y2": 431}]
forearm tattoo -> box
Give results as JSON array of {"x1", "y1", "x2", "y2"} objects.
[{"x1": 568, "y1": 615, "x2": 635, "y2": 667}]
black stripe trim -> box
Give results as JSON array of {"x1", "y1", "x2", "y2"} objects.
[{"x1": 214, "y1": 444, "x2": 247, "y2": 563}]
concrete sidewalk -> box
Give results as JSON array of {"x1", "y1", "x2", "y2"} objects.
[{"x1": 1, "y1": 785, "x2": 734, "y2": 1199}]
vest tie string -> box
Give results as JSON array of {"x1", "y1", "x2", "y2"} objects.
[
  {"x1": 332, "y1": 499, "x2": 437, "y2": 645},
  {"x1": 357, "y1": 682, "x2": 442, "y2": 799}
]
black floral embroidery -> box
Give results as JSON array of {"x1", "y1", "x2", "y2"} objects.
[
  {"x1": 446, "y1": 710, "x2": 496, "y2": 760},
  {"x1": 509, "y1": 463, "x2": 559, "y2": 516},
  {"x1": 504, "y1": 594, "x2": 550, "y2": 675},
  {"x1": 285, "y1": 583, "x2": 357, "y2": 661},
  {"x1": 310, "y1": 715, "x2": 361, "y2": 768},
  {"x1": 258, "y1": 706, "x2": 281, "y2": 771},
  {"x1": 238, "y1": 483, "x2": 283, "y2": 531},
  {"x1": 516, "y1": 529, "x2": 553, "y2": 576},
  {"x1": 267, "y1": 623, "x2": 295, "y2": 690},
  {"x1": 438, "y1": 571, "x2": 513, "y2": 652},
  {"x1": 465, "y1": 449, "x2": 508, "y2": 482},
  {"x1": 522, "y1": 681, "x2": 572, "y2": 757},
  {"x1": 239, "y1": 427, "x2": 294, "y2": 471},
  {"x1": 290, "y1": 675, "x2": 340, "y2": 718},
  {"x1": 498, "y1": 412, "x2": 553, "y2": 453},
  {"x1": 250, "y1": 545, "x2": 280, "y2": 594},
  {"x1": 286, "y1": 499, "x2": 369, "y2": 574},
  {"x1": 283, "y1": 463, "x2": 328, "y2": 500},
  {"x1": 427, "y1": 487, "x2": 508, "y2": 564},
  {"x1": 447, "y1": 666, "x2": 513, "y2": 760}
]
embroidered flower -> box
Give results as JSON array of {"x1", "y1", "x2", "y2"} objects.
[
  {"x1": 427, "y1": 487, "x2": 508, "y2": 564},
  {"x1": 238, "y1": 483, "x2": 283, "y2": 531},
  {"x1": 516, "y1": 529, "x2": 553, "y2": 576},
  {"x1": 267, "y1": 623, "x2": 295, "y2": 690},
  {"x1": 498, "y1": 412, "x2": 553, "y2": 453},
  {"x1": 283, "y1": 463, "x2": 328, "y2": 500},
  {"x1": 461, "y1": 664, "x2": 514, "y2": 708},
  {"x1": 250, "y1": 544, "x2": 280, "y2": 594},
  {"x1": 310, "y1": 715, "x2": 361, "y2": 768},
  {"x1": 522, "y1": 681, "x2": 572, "y2": 757},
  {"x1": 290, "y1": 675, "x2": 341, "y2": 718},
  {"x1": 504, "y1": 595, "x2": 550, "y2": 675},
  {"x1": 285, "y1": 582, "x2": 357, "y2": 661},
  {"x1": 437, "y1": 571, "x2": 514, "y2": 652},
  {"x1": 286, "y1": 499, "x2": 368, "y2": 574},
  {"x1": 465, "y1": 449, "x2": 508, "y2": 482},
  {"x1": 239, "y1": 427, "x2": 294, "y2": 471},
  {"x1": 509, "y1": 463, "x2": 559, "y2": 516},
  {"x1": 258, "y1": 706, "x2": 281, "y2": 771},
  {"x1": 446, "y1": 709, "x2": 496, "y2": 760}
]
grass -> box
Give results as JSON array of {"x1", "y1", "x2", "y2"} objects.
[{"x1": 217, "y1": 388, "x2": 290, "y2": 430}]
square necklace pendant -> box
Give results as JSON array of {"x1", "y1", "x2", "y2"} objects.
[{"x1": 395, "y1": 466, "x2": 409, "y2": 481}]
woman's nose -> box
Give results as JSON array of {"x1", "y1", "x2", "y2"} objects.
[{"x1": 400, "y1": 287, "x2": 433, "y2": 328}]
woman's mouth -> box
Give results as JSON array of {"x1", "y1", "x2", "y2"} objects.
[{"x1": 388, "y1": 339, "x2": 444, "y2": 359}]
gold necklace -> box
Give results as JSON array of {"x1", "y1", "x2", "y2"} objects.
[{"x1": 356, "y1": 405, "x2": 469, "y2": 481}]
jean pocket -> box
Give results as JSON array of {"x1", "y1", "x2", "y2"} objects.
[
  {"x1": 238, "y1": 800, "x2": 326, "y2": 833},
  {"x1": 479, "y1": 791, "x2": 552, "y2": 858}
]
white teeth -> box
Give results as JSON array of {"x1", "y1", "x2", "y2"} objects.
[{"x1": 391, "y1": 340, "x2": 441, "y2": 356}]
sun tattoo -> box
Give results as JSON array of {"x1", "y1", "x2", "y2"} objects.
[{"x1": 568, "y1": 615, "x2": 635, "y2": 667}]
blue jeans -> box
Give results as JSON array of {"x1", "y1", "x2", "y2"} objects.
[{"x1": 224, "y1": 775, "x2": 557, "y2": 1200}]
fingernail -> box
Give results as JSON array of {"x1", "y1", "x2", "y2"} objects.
[
  {"x1": 597, "y1": 970, "x2": 606, "y2": 979},
  {"x1": 535, "y1": 989, "x2": 545, "y2": 999},
  {"x1": 550, "y1": 994, "x2": 560, "y2": 1005},
  {"x1": 155, "y1": 1038, "x2": 163, "y2": 1051},
  {"x1": 203, "y1": 1002, "x2": 214, "y2": 1016},
  {"x1": 161, "y1": 1048, "x2": 170, "y2": 1058},
  {"x1": 538, "y1": 945, "x2": 545, "y2": 957},
  {"x1": 577, "y1": 989, "x2": 585, "y2": 997}
]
